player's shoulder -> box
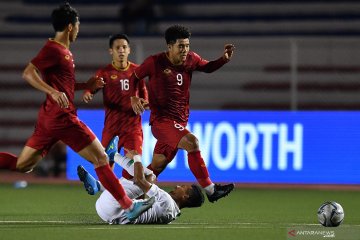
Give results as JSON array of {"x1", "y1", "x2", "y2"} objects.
[
  {"x1": 95, "y1": 63, "x2": 112, "y2": 74},
  {"x1": 188, "y1": 51, "x2": 201, "y2": 59},
  {"x1": 148, "y1": 52, "x2": 165, "y2": 61},
  {"x1": 129, "y1": 61, "x2": 139, "y2": 68}
]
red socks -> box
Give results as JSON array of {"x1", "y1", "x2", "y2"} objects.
[
  {"x1": 95, "y1": 164, "x2": 132, "y2": 209},
  {"x1": 0, "y1": 152, "x2": 17, "y2": 171},
  {"x1": 187, "y1": 151, "x2": 212, "y2": 188}
]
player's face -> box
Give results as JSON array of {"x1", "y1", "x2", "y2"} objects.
[
  {"x1": 168, "y1": 38, "x2": 190, "y2": 65},
  {"x1": 171, "y1": 185, "x2": 192, "y2": 198},
  {"x1": 69, "y1": 18, "x2": 80, "y2": 42},
  {"x1": 110, "y1": 39, "x2": 130, "y2": 63}
]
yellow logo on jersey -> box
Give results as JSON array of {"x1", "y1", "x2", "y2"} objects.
[
  {"x1": 163, "y1": 69, "x2": 171, "y2": 75},
  {"x1": 111, "y1": 75, "x2": 118, "y2": 80},
  {"x1": 64, "y1": 55, "x2": 70, "y2": 60}
]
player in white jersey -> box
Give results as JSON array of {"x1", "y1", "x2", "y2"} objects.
[{"x1": 77, "y1": 136, "x2": 205, "y2": 224}]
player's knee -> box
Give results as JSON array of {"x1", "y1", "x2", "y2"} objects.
[
  {"x1": 94, "y1": 152, "x2": 109, "y2": 167},
  {"x1": 186, "y1": 134, "x2": 200, "y2": 152},
  {"x1": 16, "y1": 162, "x2": 34, "y2": 173}
]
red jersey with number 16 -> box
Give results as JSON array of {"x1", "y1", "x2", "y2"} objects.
[
  {"x1": 31, "y1": 39, "x2": 77, "y2": 118},
  {"x1": 132, "y1": 51, "x2": 228, "y2": 124}
]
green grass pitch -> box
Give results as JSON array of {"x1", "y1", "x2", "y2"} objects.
[{"x1": 0, "y1": 183, "x2": 359, "y2": 240}]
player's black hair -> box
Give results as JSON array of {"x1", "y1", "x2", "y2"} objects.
[
  {"x1": 51, "y1": 2, "x2": 79, "y2": 32},
  {"x1": 165, "y1": 25, "x2": 191, "y2": 44},
  {"x1": 184, "y1": 184, "x2": 205, "y2": 208},
  {"x1": 109, "y1": 33, "x2": 130, "y2": 48}
]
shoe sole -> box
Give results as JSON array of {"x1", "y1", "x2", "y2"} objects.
[
  {"x1": 127, "y1": 197, "x2": 155, "y2": 221},
  {"x1": 77, "y1": 166, "x2": 95, "y2": 195},
  {"x1": 105, "y1": 136, "x2": 119, "y2": 160},
  {"x1": 208, "y1": 184, "x2": 235, "y2": 203}
]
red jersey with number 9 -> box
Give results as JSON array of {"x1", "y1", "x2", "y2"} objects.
[{"x1": 132, "y1": 51, "x2": 227, "y2": 125}]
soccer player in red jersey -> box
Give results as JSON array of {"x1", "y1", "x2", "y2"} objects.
[
  {"x1": 0, "y1": 2, "x2": 154, "y2": 221},
  {"x1": 130, "y1": 25, "x2": 236, "y2": 203},
  {"x1": 82, "y1": 34, "x2": 148, "y2": 168}
]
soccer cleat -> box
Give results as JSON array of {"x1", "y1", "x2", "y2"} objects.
[
  {"x1": 207, "y1": 183, "x2": 235, "y2": 203},
  {"x1": 125, "y1": 196, "x2": 155, "y2": 222},
  {"x1": 77, "y1": 165, "x2": 100, "y2": 195},
  {"x1": 105, "y1": 136, "x2": 119, "y2": 162}
]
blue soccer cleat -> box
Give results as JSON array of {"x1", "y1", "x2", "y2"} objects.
[
  {"x1": 77, "y1": 165, "x2": 100, "y2": 195},
  {"x1": 105, "y1": 136, "x2": 119, "y2": 162},
  {"x1": 126, "y1": 196, "x2": 155, "y2": 222}
]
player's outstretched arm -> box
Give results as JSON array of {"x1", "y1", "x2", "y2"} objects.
[
  {"x1": 23, "y1": 63, "x2": 69, "y2": 108},
  {"x1": 75, "y1": 76, "x2": 105, "y2": 92}
]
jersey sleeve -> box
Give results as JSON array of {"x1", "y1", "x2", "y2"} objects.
[
  {"x1": 31, "y1": 45, "x2": 59, "y2": 72},
  {"x1": 138, "y1": 79, "x2": 148, "y2": 101},
  {"x1": 130, "y1": 56, "x2": 154, "y2": 90},
  {"x1": 192, "y1": 52, "x2": 228, "y2": 73}
]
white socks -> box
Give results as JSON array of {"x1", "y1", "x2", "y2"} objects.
[
  {"x1": 204, "y1": 183, "x2": 215, "y2": 195},
  {"x1": 114, "y1": 153, "x2": 153, "y2": 177}
]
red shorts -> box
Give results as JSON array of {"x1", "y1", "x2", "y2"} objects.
[
  {"x1": 26, "y1": 115, "x2": 96, "y2": 157},
  {"x1": 151, "y1": 118, "x2": 189, "y2": 162},
  {"x1": 101, "y1": 129, "x2": 143, "y2": 155}
]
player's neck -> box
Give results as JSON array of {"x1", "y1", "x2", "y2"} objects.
[
  {"x1": 53, "y1": 32, "x2": 70, "y2": 49},
  {"x1": 112, "y1": 60, "x2": 129, "y2": 70},
  {"x1": 166, "y1": 52, "x2": 182, "y2": 66},
  {"x1": 170, "y1": 193, "x2": 183, "y2": 209}
]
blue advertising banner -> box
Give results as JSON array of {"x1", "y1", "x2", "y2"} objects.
[{"x1": 66, "y1": 110, "x2": 360, "y2": 184}]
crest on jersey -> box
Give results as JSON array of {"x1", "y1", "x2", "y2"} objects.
[
  {"x1": 64, "y1": 55, "x2": 71, "y2": 60},
  {"x1": 163, "y1": 69, "x2": 171, "y2": 75},
  {"x1": 111, "y1": 74, "x2": 118, "y2": 80}
]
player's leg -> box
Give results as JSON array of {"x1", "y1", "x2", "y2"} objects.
[
  {"x1": 0, "y1": 146, "x2": 42, "y2": 172},
  {"x1": 148, "y1": 152, "x2": 170, "y2": 176},
  {"x1": 16, "y1": 146, "x2": 43, "y2": 172},
  {"x1": 178, "y1": 132, "x2": 234, "y2": 203},
  {"x1": 0, "y1": 128, "x2": 54, "y2": 172}
]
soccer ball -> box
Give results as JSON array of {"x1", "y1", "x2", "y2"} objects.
[{"x1": 317, "y1": 201, "x2": 344, "y2": 227}]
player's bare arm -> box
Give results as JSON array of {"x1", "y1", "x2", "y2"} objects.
[
  {"x1": 133, "y1": 162, "x2": 152, "y2": 193},
  {"x1": 81, "y1": 76, "x2": 105, "y2": 103},
  {"x1": 75, "y1": 76, "x2": 105, "y2": 91},
  {"x1": 22, "y1": 63, "x2": 69, "y2": 108},
  {"x1": 223, "y1": 44, "x2": 235, "y2": 61}
]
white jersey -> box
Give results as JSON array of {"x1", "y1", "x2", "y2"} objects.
[{"x1": 95, "y1": 178, "x2": 181, "y2": 224}]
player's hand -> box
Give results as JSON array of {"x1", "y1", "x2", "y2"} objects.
[
  {"x1": 82, "y1": 90, "x2": 93, "y2": 103},
  {"x1": 124, "y1": 148, "x2": 138, "y2": 159},
  {"x1": 86, "y1": 76, "x2": 105, "y2": 92},
  {"x1": 145, "y1": 173, "x2": 157, "y2": 183},
  {"x1": 223, "y1": 44, "x2": 235, "y2": 61},
  {"x1": 50, "y1": 91, "x2": 69, "y2": 108},
  {"x1": 131, "y1": 96, "x2": 146, "y2": 115},
  {"x1": 141, "y1": 99, "x2": 150, "y2": 110}
]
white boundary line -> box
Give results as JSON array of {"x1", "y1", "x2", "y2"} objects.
[{"x1": 0, "y1": 220, "x2": 360, "y2": 228}]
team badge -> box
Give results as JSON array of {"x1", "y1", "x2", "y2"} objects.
[
  {"x1": 163, "y1": 69, "x2": 171, "y2": 75},
  {"x1": 111, "y1": 74, "x2": 118, "y2": 80}
]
